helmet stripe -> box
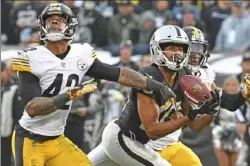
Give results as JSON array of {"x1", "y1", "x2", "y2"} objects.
[{"x1": 193, "y1": 27, "x2": 200, "y2": 39}]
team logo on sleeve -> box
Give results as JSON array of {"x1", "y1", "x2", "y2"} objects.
[{"x1": 77, "y1": 59, "x2": 88, "y2": 71}]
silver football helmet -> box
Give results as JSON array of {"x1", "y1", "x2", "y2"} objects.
[{"x1": 150, "y1": 25, "x2": 191, "y2": 71}]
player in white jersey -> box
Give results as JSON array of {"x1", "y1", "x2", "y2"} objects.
[{"x1": 11, "y1": 3, "x2": 177, "y2": 166}]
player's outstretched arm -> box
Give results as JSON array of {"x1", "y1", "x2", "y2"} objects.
[
  {"x1": 26, "y1": 80, "x2": 97, "y2": 118},
  {"x1": 86, "y1": 60, "x2": 174, "y2": 101},
  {"x1": 26, "y1": 80, "x2": 96, "y2": 117},
  {"x1": 212, "y1": 83, "x2": 245, "y2": 111},
  {"x1": 19, "y1": 72, "x2": 97, "y2": 118},
  {"x1": 118, "y1": 67, "x2": 170, "y2": 92}
]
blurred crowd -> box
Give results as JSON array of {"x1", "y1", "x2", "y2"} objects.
[{"x1": 1, "y1": 0, "x2": 250, "y2": 166}]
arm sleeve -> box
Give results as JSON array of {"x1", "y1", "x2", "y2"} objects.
[
  {"x1": 12, "y1": 89, "x2": 25, "y2": 124},
  {"x1": 220, "y1": 91, "x2": 246, "y2": 112},
  {"x1": 86, "y1": 59, "x2": 120, "y2": 82},
  {"x1": 18, "y1": 71, "x2": 42, "y2": 105}
]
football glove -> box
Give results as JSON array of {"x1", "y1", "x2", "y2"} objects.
[
  {"x1": 188, "y1": 89, "x2": 221, "y2": 120},
  {"x1": 199, "y1": 88, "x2": 221, "y2": 116},
  {"x1": 241, "y1": 74, "x2": 250, "y2": 104},
  {"x1": 187, "y1": 108, "x2": 199, "y2": 121},
  {"x1": 66, "y1": 78, "x2": 97, "y2": 100}
]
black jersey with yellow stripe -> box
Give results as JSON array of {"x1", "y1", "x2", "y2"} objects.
[{"x1": 118, "y1": 64, "x2": 192, "y2": 144}]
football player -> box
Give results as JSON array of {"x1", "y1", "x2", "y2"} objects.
[
  {"x1": 11, "y1": 3, "x2": 175, "y2": 166},
  {"x1": 183, "y1": 26, "x2": 250, "y2": 112},
  {"x1": 145, "y1": 26, "x2": 218, "y2": 166},
  {"x1": 88, "y1": 25, "x2": 221, "y2": 166},
  {"x1": 146, "y1": 26, "x2": 250, "y2": 166}
]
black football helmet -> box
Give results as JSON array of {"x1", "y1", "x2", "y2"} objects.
[
  {"x1": 37, "y1": 3, "x2": 78, "y2": 41},
  {"x1": 182, "y1": 26, "x2": 209, "y2": 71}
]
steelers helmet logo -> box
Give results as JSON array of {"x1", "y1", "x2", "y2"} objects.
[{"x1": 77, "y1": 59, "x2": 88, "y2": 71}]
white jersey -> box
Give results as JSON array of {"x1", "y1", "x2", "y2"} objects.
[
  {"x1": 147, "y1": 64, "x2": 216, "y2": 150},
  {"x1": 13, "y1": 43, "x2": 97, "y2": 136},
  {"x1": 192, "y1": 64, "x2": 216, "y2": 91}
]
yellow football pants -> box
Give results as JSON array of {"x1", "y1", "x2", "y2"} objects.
[
  {"x1": 156, "y1": 141, "x2": 202, "y2": 166},
  {"x1": 11, "y1": 131, "x2": 93, "y2": 166}
]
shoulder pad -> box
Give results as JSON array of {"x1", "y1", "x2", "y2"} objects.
[
  {"x1": 12, "y1": 47, "x2": 38, "y2": 72},
  {"x1": 72, "y1": 43, "x2": 98, "y2": 60},
  {"x1": 83, "y1": 43, "x2": 97, "y2": 60}
]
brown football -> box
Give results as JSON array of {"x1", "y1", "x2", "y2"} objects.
[{"x1": 180, "y1": 75, "x2": 211, "y2": 106}]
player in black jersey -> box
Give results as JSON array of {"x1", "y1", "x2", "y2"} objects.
[{"x1": 88, "y1": 25, "x2": 221, "y2": 166}]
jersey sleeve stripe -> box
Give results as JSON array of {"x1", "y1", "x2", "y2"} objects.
[
  {"x1": 12, "y1": 58, "x2": 29, "y2": 64},
  {"x1": 13, "y1": 64, "x2": 31, "y2": 72},
  {"x1": 92, "y1": 55, "x2": 97, "y2": 60},
  {"x1": 91, "y1": 49, "x2": 97, "y2": 60},
  {"x1": 91, "y1": 49, "x2": 96, "y2": 56},
  {"x1": 12, "y1": 62, "x2": 30, "y2": 66}
]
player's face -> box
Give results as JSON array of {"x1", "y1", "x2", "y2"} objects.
[
  {"x1": 189, "y1": 53, "x2": 202, "y2": 67},
  {"x1": 45, "y1": 15, "x2": 67, "y2": 33},
  {"x1": 163, "y1": 45, "x2": 184, "y2": 63}
]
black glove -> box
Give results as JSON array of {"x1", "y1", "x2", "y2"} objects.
[
  {"x1": 187, "y1": 89, "x2": 221, "y2": 120},
  {"x1": 187, "y1": 108, "x2": 199, "y2": 121},
  {"x1": 198, "y1": 89, "x2": 221, "y2": 116},
  {"x1": 146, "y1": 78, "x2": 176, "y2": 102}
]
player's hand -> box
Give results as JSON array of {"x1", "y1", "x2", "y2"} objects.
[
  {"x1": 187, "y1": 108, "x2": 199, "y2": 121},
  {"x1": 241, "y1": 74, "x2": 250, "y2": 104},
  {"x1": 159, "y1": 84, "x2": 176, "y2": 103},
  {"x1": 66, "y1": 79, "x2": 97, "y2": 100},
  {"x1": 197, "y1": 89, "x2": 221, "y2": 116},
  {"x1": 146, "y1": 78, "x2": 176, "y2": 102}
]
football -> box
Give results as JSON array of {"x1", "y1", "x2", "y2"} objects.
[{"x1": 180, "y1": 75, "x2": 211, "y2": 107}]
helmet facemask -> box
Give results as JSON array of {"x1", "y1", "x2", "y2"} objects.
[
  {"x1": 189, "y1": 41, "x2": 208, "y2": 72},
  {"x1": 41, "y1": 15, "x2": 68, "y2": 41},
  {"x1": 151, "y1": 41, "x2": 190, "y2": 71}
]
